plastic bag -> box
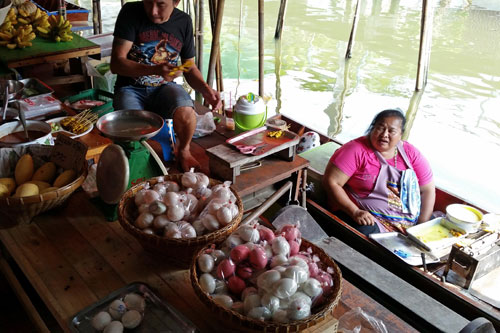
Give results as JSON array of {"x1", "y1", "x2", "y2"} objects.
[
  {"x1": 193, "y1": 112, "x2": 216, "y2": 138},
  {"x1": 85, "y1": 60, "x2": 117, "y2": 93},
  {"x1": 337, "y1": 307, "x2": 388, "y2": 333}
]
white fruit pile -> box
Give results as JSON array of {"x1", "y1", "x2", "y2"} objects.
[
  {"x1": 133, "y1": 169, "x2": 239, "y2": 238},
  {"x1": 196, "y1": 222, "x2": 336, "y2": 323}
]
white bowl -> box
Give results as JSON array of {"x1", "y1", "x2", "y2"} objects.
[
  {"x1": 443, "y1": 217, "x2": 480, "y2": 233},
  {"x1": 0, "y1": 120, "x2": 54, "y2": 147},
  {"x1": 446, "y1": 203, "x2": 483, "y2": 225}
]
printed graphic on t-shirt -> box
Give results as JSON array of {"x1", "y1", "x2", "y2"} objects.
[{"x1": 127, "y1": 31, "x2": 182, "y2": 86}]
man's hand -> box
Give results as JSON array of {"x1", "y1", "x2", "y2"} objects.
[
  {"x1": 353, "y1": 209, "x2": 375, "y2": 226},
  {"x1": 202, "y1": 87, "x2": 222, "y2": 111},
  {"x1": 159, "y1": 63, "x2": 183, "y2": 81}
]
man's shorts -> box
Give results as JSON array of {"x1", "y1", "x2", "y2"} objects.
[{"x1": 113, "y1": 82, "x2": 195, "y2": 119}]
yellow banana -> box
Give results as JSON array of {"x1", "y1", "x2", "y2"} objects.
[
  {"x1": 6, "y1": 43, "x2": 16, "y2": 49},
  {"x1": 57, "y1": 15, "x2": 64, "y2": 27},
  {"x1": 36, "y1": 26, "x2": 49, "y2": 34},
  {"x1": 0, "y1": 32, "x2": 11, "y2": 40},
  {"x1": 18, "y1": 8, "x2": 29, "y2": 17},
  {"x1": 17, "y1": 17, "x2": 30, "y2": 25},
  {"x1": 54, "y1": 35, "x2": 61, "y2": 42}
]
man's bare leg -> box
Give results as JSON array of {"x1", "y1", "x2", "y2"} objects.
[{"x1": 173, "y1": 106, "x2": 200, "y2": 172}]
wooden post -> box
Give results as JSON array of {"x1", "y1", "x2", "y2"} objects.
[
  {"x1": 415, "y1": 0, "x2": 434, "y2": 91},
  {"x1": 206, "y1": 0, "x2": 224, "y2": 90},
  {"x1": 195, "y1": 0, "x2": 204, "y2": 103},
  {"x1": 258, "y1": 0, "x2": 264, "y2": 97},
  {"x1": 402, "y1": 90, "x2": 424, "y2": 141},
  {"x1": 345, "y1": 0, "x2": 361, "y2": 58},
  {"x1": 274, "y1": 0, "x2": 288, "y2": 40}
]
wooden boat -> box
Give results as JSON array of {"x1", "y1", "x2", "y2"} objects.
[{"x1": 271, "y1": 113, "x2": 500, "y2": 330}]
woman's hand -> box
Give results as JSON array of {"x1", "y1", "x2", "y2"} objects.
[{"x1": 353, "y1": 209, "x2": 376, "y2": 226}]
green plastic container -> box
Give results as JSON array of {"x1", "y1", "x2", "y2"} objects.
[{"x1": 63, "y1": 88, "x2": 114, "y2": 117}]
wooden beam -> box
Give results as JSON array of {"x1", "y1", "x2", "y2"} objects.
[
  {"x1": 206, "y1": 0, "x2": 224, "y2": 90},
  {"x1": 258, "y1": 0, "x2": 264, "y2": 96},
  {"x1": 274, "y1": 0, "x2": 288, "y2": 39},
  {"x1": 345, "y1": 0, "x2": 361, "y2": 58},
  {"x1": 415, "y1": 0, "x2": 434, "y2": 91}
]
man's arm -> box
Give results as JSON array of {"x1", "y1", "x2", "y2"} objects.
[
  {"x1": 182, "y1": 57, "x2": 221, "y2": 110},
  {"x1": 110, "y1": 37, "x2": 177, "y2": 80}
]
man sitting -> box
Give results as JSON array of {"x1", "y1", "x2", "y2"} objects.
[{"x1": 110, "y1": 0, "x2": 221, "y2": 171}]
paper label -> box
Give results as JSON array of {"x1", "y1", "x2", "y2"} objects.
[{"x1": 50, "y1": 134, "x2": 88, "y2": 171}]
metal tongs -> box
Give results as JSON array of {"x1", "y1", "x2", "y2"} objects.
[{"x1": 2, "y1": 84, "x2": 8, "y2": 121}]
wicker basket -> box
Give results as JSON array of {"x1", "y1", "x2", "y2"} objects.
[
  {"x1": 190, "y1": 238, "x2": 343, "y2": 332},
  {"x1": 118, "y1": 174, "x2": 243, "y2": 268},
  {"x1": 0, "y1": 167, "x2": 87, "y2": 226}
]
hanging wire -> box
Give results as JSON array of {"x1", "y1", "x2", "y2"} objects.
[{"x1": 235, "y1": 0, "x2": 243, "y2": 99}]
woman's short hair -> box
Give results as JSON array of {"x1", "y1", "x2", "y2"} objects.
[{"x1": 365, "y1": 108, "x2": 406, "y2": 135}]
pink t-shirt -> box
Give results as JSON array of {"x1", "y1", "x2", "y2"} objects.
[{"x1": 329, "y1": 136, "x2": 433, "y2": 197}]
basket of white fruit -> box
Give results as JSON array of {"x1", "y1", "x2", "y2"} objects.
[
  {"x1": 117, "y1": 169, "x2": 243, "y2": 267},
  {"x1": 190, "y1": 222, "x2": 343, "y2": 332}
]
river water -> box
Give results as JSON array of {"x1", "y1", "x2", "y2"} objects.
[{"x1": 79, "y1": 0, "x2": 500, "y2": 213}]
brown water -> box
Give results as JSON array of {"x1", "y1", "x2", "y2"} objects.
[{"x1": 79, "y1": 0, "x2": 500, "y2": 212}]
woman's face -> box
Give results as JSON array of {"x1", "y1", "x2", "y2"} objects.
[{"x1": 369, "y1": 116, "x2": 403, "y2": 154}]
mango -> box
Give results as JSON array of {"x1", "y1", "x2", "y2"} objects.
[
  {"x1": 53, "y1": 169, "x2": 77, "y2": 188},
  {"x1": 25, "y1": 180, "x2": 51, "y2": 191},
  {"x1": 0, "y1": 183, "x2": 9, "y2": 198},
  {"x1": 40, "y1": 186, "x2": 59, "y2": 194},
  {"x1": 32, "y1": 162, "x2": 57, "y2": 183},
  {"x1": 13, "y1": 183, "x2": 39, "y2": 198},
  {"x1": 0, "y1": 178, "x2": 16, "y2": 195},
  {"x1": 15, "y1": 154, "x2": 34, "y2": 185}
]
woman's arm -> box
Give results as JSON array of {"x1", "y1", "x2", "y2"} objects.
[
  {"x1": 322, "y1": 163, "x2": 375, "y2": 226},
  {"x1": 418, "y1": 181, "x2": 435, "y2": 223}
]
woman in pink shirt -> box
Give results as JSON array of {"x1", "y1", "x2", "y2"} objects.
[{"x1": 322, "y1": 109, "x2": 435, "y2": 236}]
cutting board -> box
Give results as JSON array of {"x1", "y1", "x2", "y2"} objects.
[{"x1": 207, "y1": 127, "x2": 300, "y2": 183}]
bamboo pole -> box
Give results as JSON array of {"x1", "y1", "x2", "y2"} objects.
[
  {"x1": 345, "y1": 0, "x2": 361, "y2": 58},
  {"x1": 206, "y1": 0, "x2": 224, "y2": 91},
  {"x1": 415, "y1": 0, "x2": 434, "y2": 91},
  {"x1": 258, "y1": 0, "x2": 264, "y2": 97},
  {"x1": 274, "y1": 0, "x2": 288, "y2": 40},
  {"x1": 208, "y1": 0, "x2": 224, "y2": 104},
  {"x1": 195, "y1": 0, "x2": 203, "y2": 103}
]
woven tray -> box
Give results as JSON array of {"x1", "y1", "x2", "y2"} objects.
[
  {"x1": 118, "y1": 174, "x2": 243, "y2": 268},
  {"x1": 190, "y1": 238, "x2": 343, "y2": 332},
  {"x1": 0, "y1": 167, "x2": 87, "y2": 226}
]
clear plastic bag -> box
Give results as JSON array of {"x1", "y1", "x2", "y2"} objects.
[
  {"x1": 193, "y1": 112, "x2": 216, "y2": 138},
  {"x1": 337, "y1": 307, "x2": 388, "y2": 333}
]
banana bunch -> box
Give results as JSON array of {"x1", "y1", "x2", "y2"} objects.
[
  {"x1": 0, "y1": 8, "x2": 18, "y2": 32},
  {"x1": 38, "y1": 15, "x2": 73, "y2": 42},
  {"x1": 17, "y1": 7, "x2": 50, "y2": 33},
  {"x1": 0, "y1": 24, "x2": 36, "y2": 49}
]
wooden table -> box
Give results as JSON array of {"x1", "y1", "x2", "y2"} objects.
[
  {"x1": 0, "y1": 34, "x2": 100, "y2": 90},
  {"x1": 0, "y1": 191, "x2": 417, "y2": 332}
]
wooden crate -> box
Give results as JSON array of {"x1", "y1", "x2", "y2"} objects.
[{"x1": 33, "y1": 0, "x2": 89, "y2": 22}]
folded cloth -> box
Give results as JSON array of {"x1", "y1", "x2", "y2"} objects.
[{"x1": 400, "y1": 168, "x2": 421, "y2": 219}]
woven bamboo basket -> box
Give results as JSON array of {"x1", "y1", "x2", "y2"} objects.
[
  {"x1": 118, "y1": 174, "x2": 243, "y2": 268},
  {"x1": 190, "y1": 238, "x2": 343, "y2": 332},
  {"x1": 0, "y1": 167, "x2": 87, "y2": 226}
]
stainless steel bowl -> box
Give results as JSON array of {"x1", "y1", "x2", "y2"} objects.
[
  {"x1": 1, "y1": 80, "x2": 25, "y2": 101},
  {"x1": 96, "y1": 109, "x2": 164, "y2": 142}
]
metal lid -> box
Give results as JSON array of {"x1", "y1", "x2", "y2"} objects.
[
  {"x1": 96, "y1": 110, "x2": 164, "y2": 142},
  {"x1": 96, "y1": 144, "x2": 130, "y2": 204}
]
